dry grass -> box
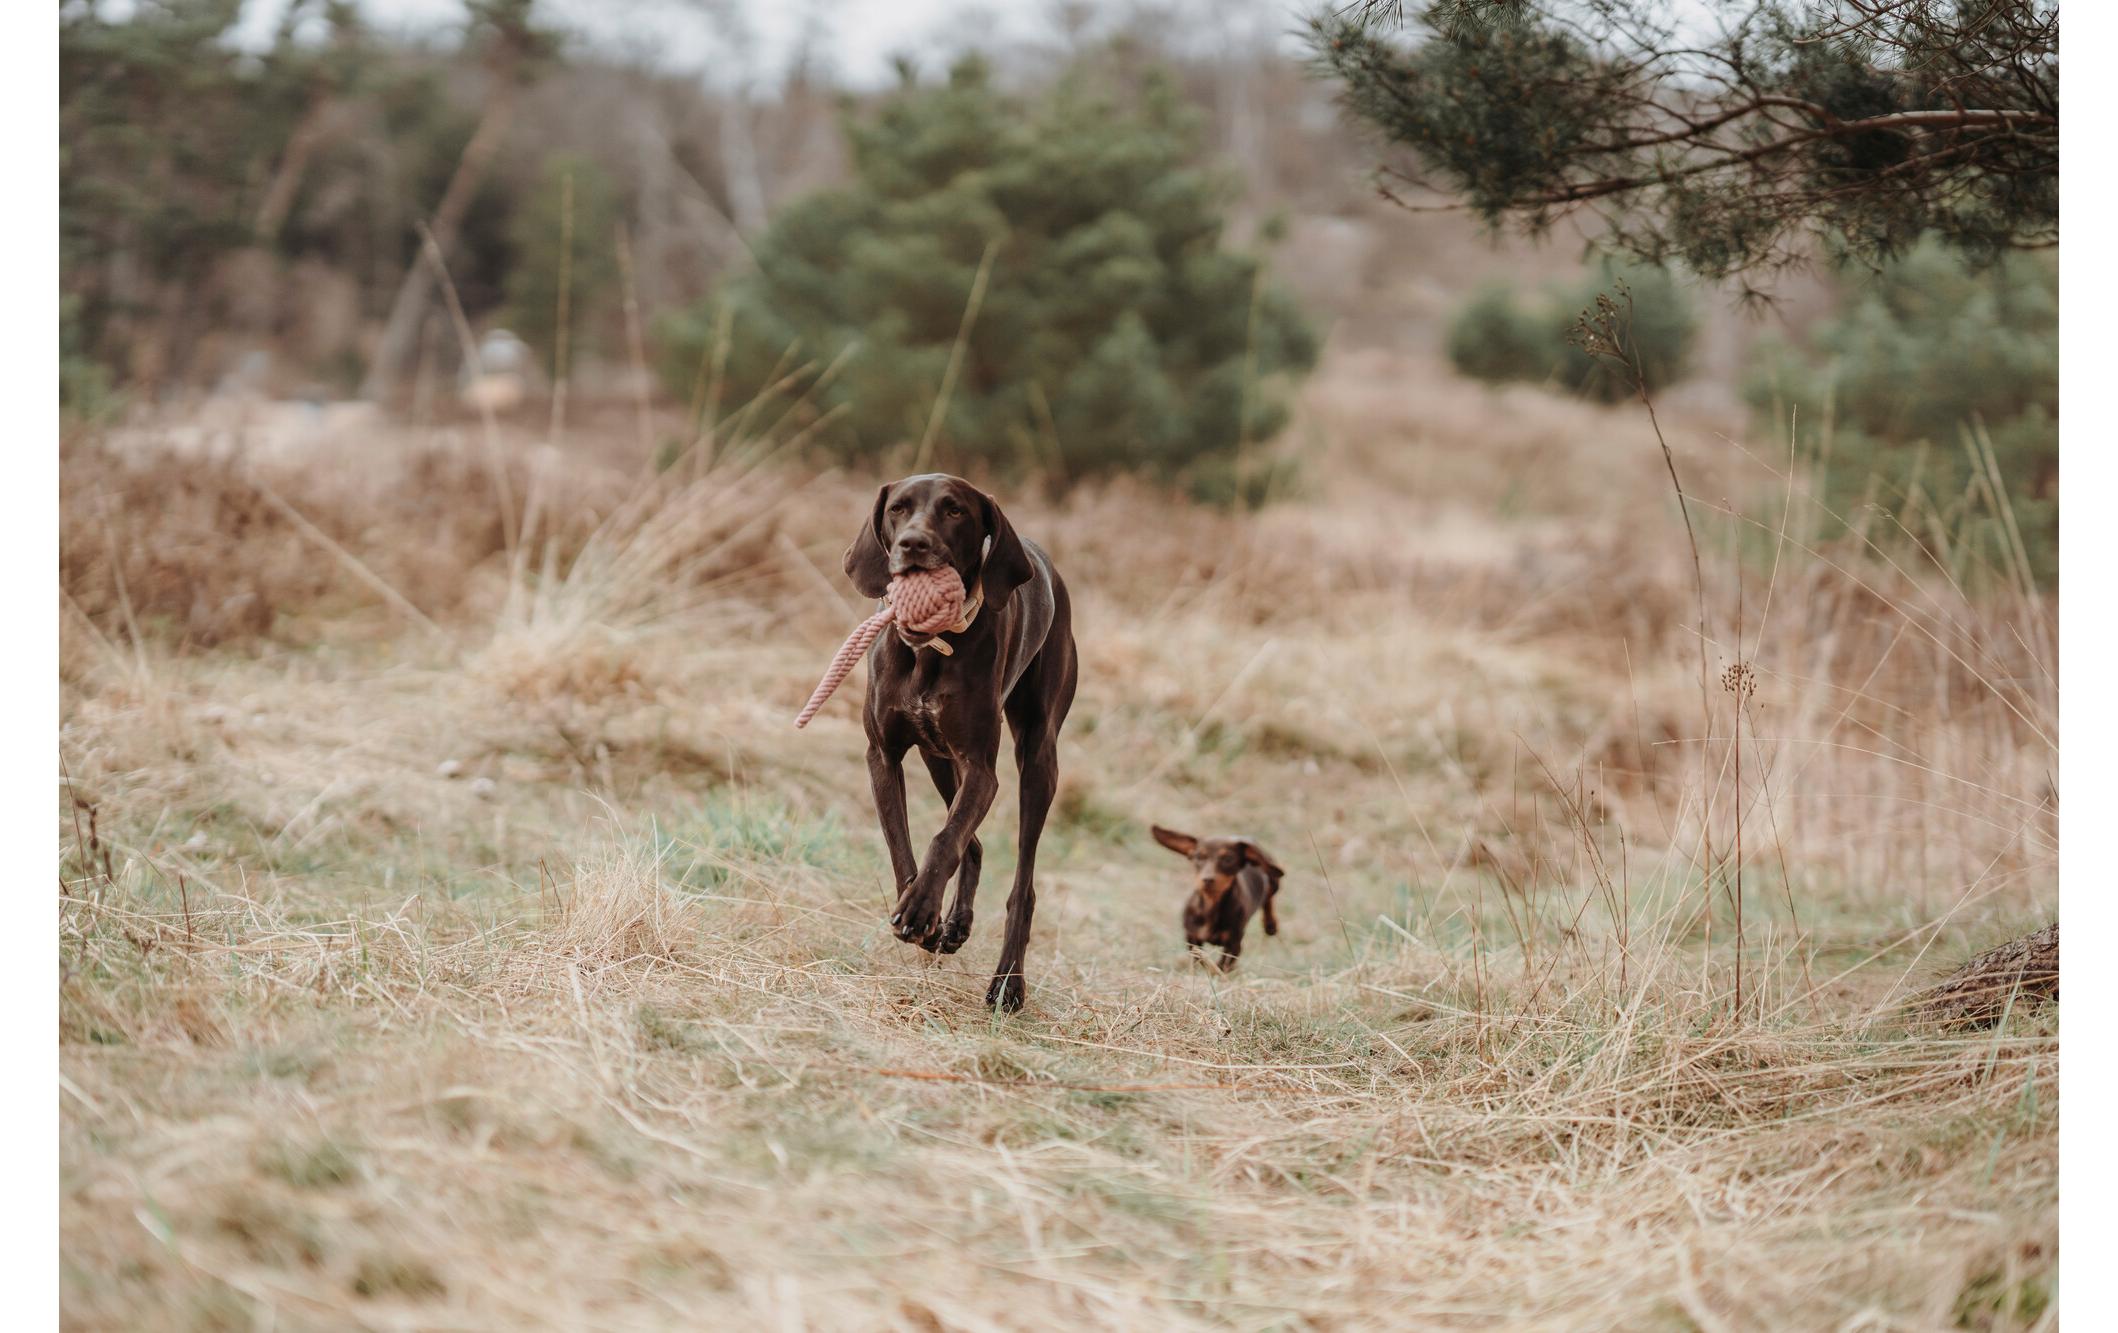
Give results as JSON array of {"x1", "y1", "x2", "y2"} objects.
[{"x1": 59, "y1": 348, "x2": 2055, "y2": 1329}]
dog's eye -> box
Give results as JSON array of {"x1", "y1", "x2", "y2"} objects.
[
  {"x1": 888, "y1": 502, "x2": 909, "y2": 515},
  {"x1": 944, "y1": 504, "x2": 965, "y2": 519}
]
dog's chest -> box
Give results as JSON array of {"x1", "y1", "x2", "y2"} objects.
[
  {"x1": 1187, "y1": 888, "x2": 1249, "y2": 935},
  {"x1": 902, "y1": 693, "x2": 951, "y2": 748}
]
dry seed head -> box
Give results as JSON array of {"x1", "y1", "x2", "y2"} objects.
[{"x1": 1720, "y1": 660, "x2": 1757, "y2": 700}]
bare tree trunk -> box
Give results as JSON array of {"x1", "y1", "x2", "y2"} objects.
[
  {"x1": 635, "y1": 113, "x2": 747, "y2": 271},
  {"x1": 253, "y1": 95, "x2": 333, "y2": 244},
  {"x1": 718, "y1": 89, "x2": 770, "y2": 237},
  {"x1": 359, "y1": 80, "x2": 519, "y2": 403}
]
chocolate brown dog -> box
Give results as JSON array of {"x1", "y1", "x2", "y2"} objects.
[
  {"x1": 1150, "y1": 826, "x2": 1284, "y2": 971},
  {"x1": 845, "y1": 474, "x2": 1078, "y2": 1011}
]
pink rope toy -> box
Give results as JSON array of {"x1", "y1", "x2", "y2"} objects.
[{"x1": 793, "y1": 565, "x2": 971, "y2": 729}]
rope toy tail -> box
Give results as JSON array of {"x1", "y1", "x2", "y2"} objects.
[{"x1": 793, "y1": 565, "x2": 968, "y2": 729}]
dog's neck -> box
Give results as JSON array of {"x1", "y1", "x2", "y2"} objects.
[{"x1": 896, "y1": 580, "x2": 983, "y2": 656}]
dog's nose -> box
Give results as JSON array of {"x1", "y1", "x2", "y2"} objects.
[{"x1": 892, "y1": 533, "x2": 941, "y2": 570}]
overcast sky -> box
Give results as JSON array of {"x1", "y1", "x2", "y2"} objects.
[
  {"x1": 200, "y1": 0, "x2": 1739, "y2": 94},
  {"x1": 219, "y1": 0, "x2": 1301, "y2": 90}
]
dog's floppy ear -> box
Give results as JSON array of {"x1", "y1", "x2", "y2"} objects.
[
  {"x1": 1238, "y1": 840, "x2": 1284, "y2": 881},
  {"x1": 842, "y1": 483, "x2": 893, "y2": 598},
  {"x1": 977, "y1": 491, "x2": 1035, "y2": 604},
  {"x1": 1151, "y1": 825, "x2": 1199, "y2": 857}
]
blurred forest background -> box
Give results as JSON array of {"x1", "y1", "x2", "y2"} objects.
[{"x1": 60, "y1": 0, "x2": 2055, "y2": 564}]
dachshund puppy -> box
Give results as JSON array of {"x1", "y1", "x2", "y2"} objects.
[{"x1": 1150, "y1": 825, "x2": 1284, "y2": 971}]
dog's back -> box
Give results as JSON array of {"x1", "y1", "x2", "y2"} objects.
[{"x1": 1000, "y1": 538, "x2": 1061, "y2": 700}]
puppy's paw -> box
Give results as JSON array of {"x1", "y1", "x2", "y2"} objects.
[{"x1": 985, "y1": 971, "x2": 1026, "y2": 1013}]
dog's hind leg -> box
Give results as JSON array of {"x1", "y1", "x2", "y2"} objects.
[
  {"x1": 988, "y1": 648, "x2": 1073, "y2": 1011},
  {"x1": 987, "y1": 728, "x2": 1055, "y2": 1012},
  {"x1": 920, "y1": 748, "x2": 981, "y2": 954}
]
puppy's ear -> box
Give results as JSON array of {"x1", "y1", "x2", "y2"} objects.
[
  {"x1": 1239, "y1": 840, "x2": 1284, "y2": 881},
  {"x1": 1151, "y1": 825, "x2": 1198, "y2": 857},
  {"x1": 842, "y1": 483, "x2": 893, "y2": 598},
  {"x1": 977, "y1": 492, "x2": 1035, "y2": 604}
]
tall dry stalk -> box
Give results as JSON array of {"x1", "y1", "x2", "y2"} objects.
[
  {"x1": 616, "y1": 223, "x2": 655, "y2": 460},
  {"x1": 912, "y1": 237, "x2": 1001, "y2": 473},
  {"x1": 1568, "y1": 283, "x2": 1738, "y2": 1009},
  {"x1": 547, "y1": 167, "x2": 575, "y2": 443}
]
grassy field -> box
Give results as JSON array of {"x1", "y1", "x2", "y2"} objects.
[{"x1": 60, "y1": 347, "x2": 2056, "y2": 1329}]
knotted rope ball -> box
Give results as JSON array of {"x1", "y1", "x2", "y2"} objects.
[{"x1": 793, "y1": 565, "x2": 968, "y2": 728}]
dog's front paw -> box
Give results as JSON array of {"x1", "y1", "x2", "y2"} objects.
[
  {"x1": 890, "y1": 886, "x2": 945, "y2": 950},
  {"x1": 985, "y1": 971, "x2": 1026, "y2": 1013},
  {"x1": 936, "y1": 909, "x2": 973, "y2": 954}
]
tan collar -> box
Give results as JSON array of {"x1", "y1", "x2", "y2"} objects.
[{"x1": 896, "y1": 581, "x2": 982, "y2": 656}]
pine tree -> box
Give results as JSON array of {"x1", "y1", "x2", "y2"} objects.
[
  {"x1": 1310, "y1": 2, "x2": 2057, "y2": 287},
  {"x1": 656, "y1": 54, "x2": 1317, "y2": 486}
]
